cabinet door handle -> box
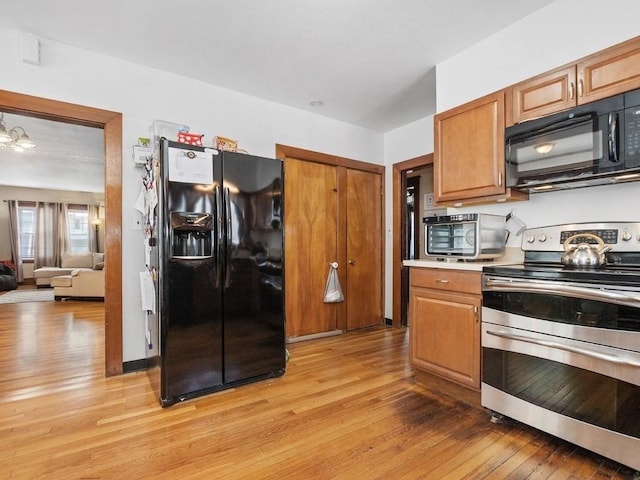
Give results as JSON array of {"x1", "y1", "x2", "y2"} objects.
[
  {"x1": 498, "y1": 172, "x2": 503, "y2": 187},
  {"x1": 435, "y1": 279, "x2": 449, "y2": 284},
  {"x1": 348, "y1": 259, "x2": 355, "y2": 265},
  {"x1": 578, "y1": 78, "x2": 584, "y2": 97},
  {"x1": 569, "y1": 82, "x2": 575, "y2": 99},
  {"x1": 474, "y1": 306, "x2": 479, "y2": 322}
]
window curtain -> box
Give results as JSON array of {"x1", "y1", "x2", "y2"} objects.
[
  {"x1": 33, "y1": 202, "x2": 68, "y2": 269},
  {"x1": 88, "y1": 204, "x2": 100, "y2": 253},
  {"x1": 7, "y1": 200, "x2": 24, "y2": 283}
]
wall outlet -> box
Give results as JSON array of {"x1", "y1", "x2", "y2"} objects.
[{"x1": 424, "y1": 193, "x2": 435, "y2": 208}]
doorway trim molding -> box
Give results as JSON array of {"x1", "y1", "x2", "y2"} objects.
[
  {"x1": 0, "y1": 89, "x2": 123, "y2": 376},
  {"x1": 392, "y1": 153, "x2": 433, "y2": 327}
]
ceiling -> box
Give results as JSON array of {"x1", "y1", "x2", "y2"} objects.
[
  {"x1": 0, "y1": 112, "x2": 105, "y2": 193},
  {"x1": 0, "y1": 1, "x2": 556, "y2": 193},
  {"x1": 0, "y1": 0, "x2": 556, "y2": 133}
]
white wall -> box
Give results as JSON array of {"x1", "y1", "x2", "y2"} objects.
[
  {"x1": 382, "y1": 115, "x2": 434, "y2": 318},
  {"x1": 0, "y1": 25, "x2": 383, "y2": 362},
  {"x1": 436, "y1": 0, "x2": 640, "y2": 112},
  {"x1": 383, "y1": 0, "x2": 640, "y2": 318},
  {"x1": 6, "y1": 0, "x2": 640, "y2": 354},
  {"x1": 434, "y1": 0, "x2": 640, "y2": 242}
]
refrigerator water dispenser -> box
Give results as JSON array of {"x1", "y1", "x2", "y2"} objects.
[{"x1": 170, "y1": 212, "x2": 213, "y2": 258}]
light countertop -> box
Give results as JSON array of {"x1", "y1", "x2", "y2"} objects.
[{"x1": 403, "y1": 248, "x2": 524, "y2": 272}]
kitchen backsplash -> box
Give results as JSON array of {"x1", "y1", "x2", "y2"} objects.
[{"x1": 453, "y1": 181, "x2": 640, "y2": 249}]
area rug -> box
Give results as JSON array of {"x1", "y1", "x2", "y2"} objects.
[{"x1": 0, "y1": 288, "x2": 54, "y2": 304}]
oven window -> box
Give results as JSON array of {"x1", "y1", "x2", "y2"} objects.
[
  {"x1": 483, "y1": 291, "x2": 640, "y2": 332},
  {"x1": 483, "y1": 347, "x2": 640, "y2": 438},
  {"x1": 427, "y1": 222, "x2": 476, "y2": 256}
]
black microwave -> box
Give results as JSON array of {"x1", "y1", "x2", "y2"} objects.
[{"x1": 505, "y1": 88, "x2": 640, "y2": 192}]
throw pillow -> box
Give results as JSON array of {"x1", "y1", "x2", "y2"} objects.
[
  {"x1": 93, "y1": 253, "x2": 105, "y2": 269},
  {"x1": 61, "y1": 252, "x2": 94, "y2": 268}
]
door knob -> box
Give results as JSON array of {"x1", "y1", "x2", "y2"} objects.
[{"x1": 348, "y1": 259, "x2": 355, "y2": 265}]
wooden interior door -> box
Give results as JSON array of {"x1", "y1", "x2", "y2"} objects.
[
  {"x1": 284, "y1": 158, "x2": 338, "y2": 338},
  {"x1": 345, "y1": 169, "x2": 383, "y2": 330}
]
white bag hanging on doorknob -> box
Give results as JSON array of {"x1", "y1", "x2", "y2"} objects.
[{"x1": 323, "y1": 262, "x2": 344, "y2": 303}]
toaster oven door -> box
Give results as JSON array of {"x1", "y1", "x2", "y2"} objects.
[{"x1": 426, "y1": 222, "x2": 477, "y2": 257}]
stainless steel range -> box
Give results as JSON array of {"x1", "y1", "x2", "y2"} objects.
[{"x1": 482, "y1": 222, "x2": 640, "y2": 472}]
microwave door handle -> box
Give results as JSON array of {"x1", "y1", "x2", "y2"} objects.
[
  {"x1": 508, "y1": 112, "x2": 597, "y2": 144},
  {"x1": 608, "y1": 112, "x2": 619, "y2": 162}
]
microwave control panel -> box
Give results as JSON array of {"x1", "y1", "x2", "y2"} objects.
[{"x1": 625, "y1": 107, "x2": 640, "y2": 164}]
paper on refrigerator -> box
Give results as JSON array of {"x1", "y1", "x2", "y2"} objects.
[
  {"x1": 139, "y1": 270, "x2": 156, "y2": 313},
  {"x1": 168, "y1": 147, "x2": 213, "y2": 184}
]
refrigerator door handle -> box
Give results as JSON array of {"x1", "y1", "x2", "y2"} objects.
[
  {"x1": 215, "y1": 185, "x2": 223, "y2": 288},
  {"x1": 224, "y1": 186, "x2": 232, "y2": 289}
]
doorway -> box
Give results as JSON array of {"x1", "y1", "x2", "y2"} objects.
[
  {"x1": 405, "y1": 176, "x2": 420, "y2": 261},
  {"x1": 392, "y1": 154, "x2": 433, "y2": 328},
  {"x1": 401, "y1": 175, "x2": 420, "y2": 326},
  {"x1": 0, "y1": 89, "x2": 123, "y2": 376}
]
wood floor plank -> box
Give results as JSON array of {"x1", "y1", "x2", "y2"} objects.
[{"x1": 0, "y1": 299, "x2": 637, "y2": 479}]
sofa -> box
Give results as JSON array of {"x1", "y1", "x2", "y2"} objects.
[
  {"x1": 33, "y1": 252, "x2": 103, "y2": 287},
  {"x1": 51, "y1": 268, "x2": 105, "y2": 301}
]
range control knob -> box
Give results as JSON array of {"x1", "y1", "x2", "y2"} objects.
[
  {"x1": 621, "y1": 230, "x2": 632, "y2": 241},
  {"x1": 538, "y1": 234, "x2": 547, "y2": 242},
  {"x1": 526, "y1": 234, "x2": 535, "y2": 243}
]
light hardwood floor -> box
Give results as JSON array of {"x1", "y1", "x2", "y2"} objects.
[{"x1": 0, "y1": 300, "x2": 636, "y2": 479}]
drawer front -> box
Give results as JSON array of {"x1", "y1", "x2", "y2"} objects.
[{"x1": 410, "y1": 268, "x2": 481, "y2": 295}]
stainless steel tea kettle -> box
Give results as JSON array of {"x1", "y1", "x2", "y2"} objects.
[{"x1": 561, "y1": 233, "x2": 610, "y2": 268}]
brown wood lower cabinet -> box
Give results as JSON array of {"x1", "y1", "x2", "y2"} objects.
[{"x1": 409, "y1": 268, "x2": 481, "y2": 390}]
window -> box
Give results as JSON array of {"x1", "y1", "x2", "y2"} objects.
[
  {"x1": 67, "y1": 206, "x2": 89, "y2": 253},
  {"x1": 18, "y1": 205, "x2": 36, "y2": 259},
  {"x1": 16, "y1": 203, "x2": 92, "y2": 258}
]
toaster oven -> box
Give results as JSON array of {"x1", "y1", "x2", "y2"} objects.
[{"x1": 424, "y1": 213, "x2": 506, "y2": 260}]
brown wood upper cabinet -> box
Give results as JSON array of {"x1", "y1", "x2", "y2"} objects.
[
  {"x1": 509, "y1": 35, "x2": 640, "y2": 125},
  {"x1": 508, "y1": 65, "x2": 577, "y2": 125},
  {"x1": 434, "y1": 91, "x2": 508, "y2": 205}
]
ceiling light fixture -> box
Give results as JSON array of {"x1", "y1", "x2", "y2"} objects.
[
  {"x1": 0, "y1": 113, "x2": 37, "y2": 151},
  {"x1": 534, "y1": 142, "x2": 554, "y2": 154}
]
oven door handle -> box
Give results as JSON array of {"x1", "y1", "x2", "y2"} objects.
[
  {"x1": 484, "y1": 278, "x2": 640, "y2": 309},
  {"x1": 486, "y1": 329, "x2": 640, "y2": 367}
]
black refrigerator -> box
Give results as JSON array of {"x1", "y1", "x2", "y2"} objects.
[{"x1": 147, "y1": 138, "x2": 285, "y2": 407}]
